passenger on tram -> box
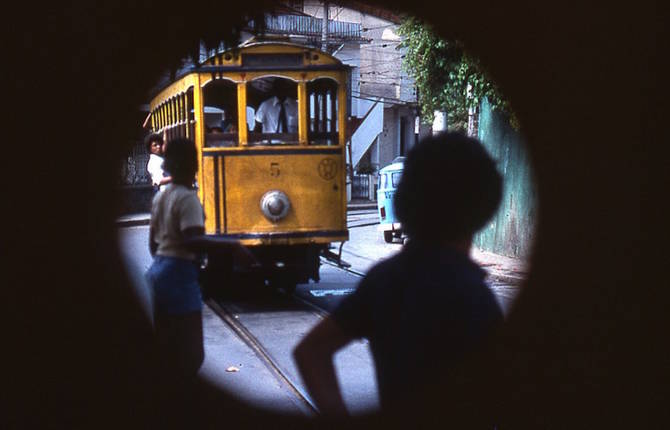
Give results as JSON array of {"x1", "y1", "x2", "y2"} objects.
[
  {"x1": 206, "y1": 123, "x2": 236, "y2": 147},
  {"x1": 220, "y1": 110, "x2": 237, "y2": 133},
  {"x1": 294, "y1": 132, "x2": 504, "y2": 419},
  {"x1": 144, "y1": 132, "x2": 171, "y2": 192},
  {"x1": 254, "y1": 81, "x2": 298, "y2": 134}
]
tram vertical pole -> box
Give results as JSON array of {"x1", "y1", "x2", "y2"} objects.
[
  {"x1": 237, "y1": 80, "x2": 248, "y2": 146},
  {"x1": 193, "y1": 74, "x2": 205, "y2": 203},
  {"x1": 297, "y1": 81, "x2": 308, "y2": 145}
]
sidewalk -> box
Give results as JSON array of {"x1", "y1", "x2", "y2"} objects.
[
  {"x1": 340, "y1": 225, "x2": 527, "y2": 287},
  {"x1": 116, "y1": 212, "x2": 151, "y2": 227},
  {"x1": 347, "y1": 199, "x2": 378, "y2": 210},
  {"x1": 470, "y1": 248, "x2": 528, "y2": 286}
]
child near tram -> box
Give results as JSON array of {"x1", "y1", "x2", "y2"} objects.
[
  {"x1": 294, "y1": 132, "x2": 504, "y2": 421},
  {"x1": 145, "y1": 132, "x2": 172, "y2": 192},
  {"x1": 145, "y1": 137, "x2": 256, "y2": 383}
]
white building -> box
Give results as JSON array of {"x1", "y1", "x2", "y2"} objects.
[
  {"x1": 300, "y1": 1, "x2": 431, "y2": 175},
  {"x1": 184, "y1": 2, "x2": 428, "y2": 199}
]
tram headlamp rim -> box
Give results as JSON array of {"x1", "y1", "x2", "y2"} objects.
[{"x1": 260, "y1": 190, "x2": 291, "y2": 222}]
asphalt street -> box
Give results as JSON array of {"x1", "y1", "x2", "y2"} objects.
[
  {"x1": 117, "y1": 223, "x2": 380, "y2": 415},
  {"x1": 116, "y1": 209, "x2": 521, "y2": 415}
]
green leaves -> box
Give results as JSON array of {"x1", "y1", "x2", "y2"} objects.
[{"x1": 398, "y1": 17, "x2": 514, "y2": 131}]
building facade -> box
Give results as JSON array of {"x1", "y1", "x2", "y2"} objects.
[
  {"x1": 300, "y1": 1, "x2": 430, "y2": 175},
  {"x1": 121, "y1": 1, "x2": 429, "y2": 206}
]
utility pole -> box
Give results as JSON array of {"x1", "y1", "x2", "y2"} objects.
[
  {"x1": 321, "y1": 2, "x2": 329, "y2": 52},
  {"x1": 432, "y1": 111, "x2": 448, "y2": 134},
  {"x1": 467, "y1": 83, "x2": 479, "y2": 137}
]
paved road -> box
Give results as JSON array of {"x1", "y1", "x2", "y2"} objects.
[
  {"x1": 116, "y1": 214, "x2": 521, "y2": 415},
  {"x1": 117, "y1": 225, "x2": 380, "y2": 415}
]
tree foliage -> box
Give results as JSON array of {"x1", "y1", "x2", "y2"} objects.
[{"x1": 397, "y1": 17, "x2": 517, "y2": 131}]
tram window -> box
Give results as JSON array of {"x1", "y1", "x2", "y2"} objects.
[
  {"x1": 307, "y1": 78, "x2": 338, "y2": 145},
  {"x1": 247, "y1": 77, "x2": 299, "y2": 145},
  {"x1": 202, "y1": 79, "x2": 239, "y2": 147},
  {"x1": 391, "y1": 172, "x2": 402, "y2": 187}
]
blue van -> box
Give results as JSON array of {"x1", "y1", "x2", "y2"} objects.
[{"x1": 377, "y1": 157, "x2": 405, "y2": 243}]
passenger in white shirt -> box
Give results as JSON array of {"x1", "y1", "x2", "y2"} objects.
[
  {"x1": 254, "y1": 96, "x2": 298, "y2": 133},
  {"x1": 145, "y1": 133, "x2": 171, "y2": 192}
]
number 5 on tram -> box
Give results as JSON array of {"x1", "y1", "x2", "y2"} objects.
[{"x1": 147, "y1": 42, "x2": 349, "y2": 293}]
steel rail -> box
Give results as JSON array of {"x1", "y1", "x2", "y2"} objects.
[
  {"x1": 204, "y1": 299, "x2": 320, "y2": 416},
  {"x1": 347, "y1": 221, "x2": 379, "y2": 229},
  {"x1": 289, "y1": 293, "x2": 330, "y2": 319},
  {"x1": 319, "y1": 257, "x2": 366, "y2": 278}
]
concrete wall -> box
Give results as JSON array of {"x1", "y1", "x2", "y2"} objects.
[
  {"x1": 399, "y1": 111, "x2": 418, "y2": 154},
  {"x1": 475, "y1": 98, "x2": 537, "y2": 258},
  {"x1": 332, "y1": 44, "x2": 361, "y2": 117},
  {"x1": 378, "y1": 107, "x2": 398, "y2": 167},
  {"x1": 372, "y1": 104, "x2": 419, "y2": 169},
  {"x1": 319, "y1": 2, "x2": 416, "y2": 105},
  {"x1": 351, "y1": 100, "x2": 384, "y2": 168}
]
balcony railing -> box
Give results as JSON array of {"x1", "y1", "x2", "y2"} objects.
[{"x1": 250, "y1": 15, "x2": 364, "y2": 40}]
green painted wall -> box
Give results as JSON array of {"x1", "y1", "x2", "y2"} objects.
[{"x1": 475, "y1": 98, "x2": 536, "y2": 258}]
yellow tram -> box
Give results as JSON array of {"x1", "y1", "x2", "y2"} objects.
[{"x1": 147, "y1": 42, "x2": 349, "y2": 291}]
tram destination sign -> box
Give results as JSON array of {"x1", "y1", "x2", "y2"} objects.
[{"x1": 242, "y1": 54, "x2": 303, "y2": 68}]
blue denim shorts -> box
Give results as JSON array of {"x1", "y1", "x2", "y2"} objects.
[{"x1": 145, "y1": 256, "x2": 202, "y2": 315}]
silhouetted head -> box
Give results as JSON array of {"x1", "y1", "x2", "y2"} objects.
[
  {"x1": 163, "y1": 138, "x2": 198, "y2": 186},
  {"x1": 144, "y1": 132, "x2": 164, "y2": 154},
  {"x1": 394, "y1": 132, "x2": 502, "y2": 244}
]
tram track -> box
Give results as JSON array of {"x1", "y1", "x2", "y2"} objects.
[
  {"x1": 347, "y1": 209, "x2": 379, "y2": 230},
  {"x1": 205, "y1": 298, "x2": 320, "y2": 416},
  {"x1": 320, "y1": 257, "x2": 366, "y2": 278},
  {"x1": 203, "y1": 261, "x2": 368, "y2": 415},
  {"x1": 347, "y1": 221, "x2": 379, "y2": 229},
  {"x1": 202, "y1": 254, "x2": 517, "y2": 415}
]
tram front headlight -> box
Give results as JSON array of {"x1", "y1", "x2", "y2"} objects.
[{"x1": 260, "y1": 190, "x2": 291, "y2": 222}]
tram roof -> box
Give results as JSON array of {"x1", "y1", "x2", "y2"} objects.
[
  {"x1": 216, "y1": 41, "x2": 343, "y2": 62},
  {"x1": 198, "y1": 41, "x2": 346, "y2": 70},
  {"x1": 149, "y1": 41, "x2": 348, "y2": 103}
]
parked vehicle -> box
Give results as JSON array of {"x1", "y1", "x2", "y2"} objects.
[{"x1": 377, "y1": 157, "x2": 405, "y2": 243}]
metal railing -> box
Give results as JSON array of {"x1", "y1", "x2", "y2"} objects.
[
  {"x1": 119, "y1": 141, "x2": 151, "y2": 186},
  {"x1": 351, "y1": 174, "x2": 370, "y2": 199},
  {"x1": 252, "y1": 15, "x2": 363, "y2": 40}
]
